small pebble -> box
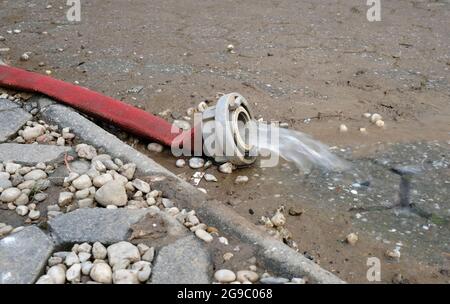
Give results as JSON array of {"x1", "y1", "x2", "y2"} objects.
[
  {"x1": 15, "y1": 205, "x2": 29, "y2": 216},
  {"x1": 218, "y1": 162, "x2": 233, "y2": 174},
  {"x1": 346, "y1": 233, "x2": 358, "y2": 245},
  {"x1": 195, "y1": 229, "x2": 213, "y2": 243},
  {"x1": 28, "y1": 209, "x2": 40, "y2": 220},
  {"x1": 223, "y1": 252, "x2": 234, "y2": 261},
  {"x1": 189, "y1": 157, "x2": 205, "y2": 169},
  {"x1": 203, "y1": 174, "x2": 217, "y2": 182},
  {"x1": 339, "y1": 124, "x2": 348, "y2": 133},
  {"x1": 147, "y1": 143, "x2": 163, "y2": 153},
  {"x1": 20, "y1": 53, "x2": 30, "y2": 61},
  {"x1": 234, "y1": 176, "x2": 249, "y2": 184},
  {"x1": 236, "y1": 270, "x2": 259, "y2": 283},
  {"x1": 370, "y1": 113, "x2": 382, "y2": 123},
  {"x1": 175, "y1": 159, "x2": 186, "y2": 168},
  {"x1": 375, "y1": 120, "x2": 385, "y2": 128},
  {"x1": 214, "y1": 269, "x2": 236, "y2": 283}
]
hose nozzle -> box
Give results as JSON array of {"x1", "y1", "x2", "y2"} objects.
[{"x1": 201, "y1": 93, "x2": 257, "y2": 166}]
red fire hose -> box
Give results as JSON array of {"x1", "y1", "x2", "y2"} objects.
[{"x1": 0, "y1": 64, "x2": 194, "y2": 148}]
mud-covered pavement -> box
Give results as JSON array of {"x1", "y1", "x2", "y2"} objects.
[{"x1": 1, "y1": 0, "x2": 449, "y2": 283}]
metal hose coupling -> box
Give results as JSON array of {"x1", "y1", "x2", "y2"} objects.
[{"x1": 201, "y1": 93, "x2": 257, "y2": 166}]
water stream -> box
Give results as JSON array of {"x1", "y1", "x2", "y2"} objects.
[{"x1": 250, "y1": 122, "x2": 350, "y2": 172}]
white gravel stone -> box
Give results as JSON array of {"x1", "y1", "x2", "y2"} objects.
[
  {"x1": 218, "y1": 162, "x2": 233, "y2": 174},
  {"x1": 112, "y1": 259, "x2": 130, "y2": 271},
  {"x1": 28, "y1": 209, "x2": 40, "y2": 220},
  {"x1": 113, "y1": 269, "x2": 139, "y2": 284},
  {"x1": 271, "y1": 210, "x2": 286, "y2": 227},
  {"x1": 56, "y1": 137, "x2": 65, "y2": 146},
  {"x1": 0, "y1": 187, "x2": 21, "y2": 202},
  {"x1": 137, "y1": 243, "x2": 150, "y2": 255},
  {"x1": 195, "y1": 229, "x2": 213, "y2": 243},
  {"x1": 75, "y1": 243, "x2": 91, "y2": 254},
  {"x1": 187, "y1": 214, "x2": 200, "y2": 226},
  {"x1": 147, "y1": 143, "x2": 163, "y2": 152},
  {"x1": 346, "y1": 233, "x2": 359, "y2": 245},
  {"x1": 65, "y1": 251, "x2": 80, "y2": 266},
  {"x1": 95, "y1": 180, "x2": 128, "y2": 207},
  {"x1": 90, "y1": 262, "x2": 113, "y2": 284},
  {"x1": 214, "y1": 269, "x2": 236, "y2": 283},
  {"x1": 132, "y1": 261, "x2": 152, "y2": 282},
  {"x1": 36, "y1": 275, "x2": 54, "y2": 284},
  {"x1": 189, "y1": 157, "x2": 205, "y2": 169},
  {"x1": 24, "y1": 169, "x2": 47, "y2": 181},
  {"x1": 5, "y1": 163, "x2": 21, "y2": 174},
  {"x1": 75, "y1": 144, "x2": 97, "y2": 160},
  {"x1": 111, "y1": 172, "x2": 127, "y2": 186},
  {"x1": 17, "y1": 180, "x2": 35, "y2": 190},
  {"x1": 141, "y1": 247, "x2": 155, "y2": 262},
  {"x1": 75, "y1": 188, "x2": 90, "y2": 200},
  {"x1": 103, "y1": 159, "x2": 119, "y2": 171},
  {"x1": 223, "y1": 252, "x2": 234, "y2": 261},
  {"x1": 107, "y1": 241, "x2": 141, "y2": 267},
  {"x1": 0, "y1": 224, "x2": 13, "y2": 236},
  {"x1": 119, "y1": 163, "x2": 136, "y2": 180},
  {"x1": 14, "y1": 193, "x2": 29, "y2": 206},
  {"x1": 375, "y1": 120, "x2": 385, "y2": 128},
  {"x1": 339, "y1": 124, "x2": 348, "y2": 133},
  {"x1": 33, "y1": 192, "x2": 48, "y2": 202},
  {"x1": 15, "y1": 205, "x2": 29, "y2": 216},
  {"x1": 92, "y1": 242, "x2": 107, "y2": 259},
  {"x1": 72, "y1": 174, "x2": 92, "y2": 190},
  {"x1": 236, "y1": 270, "x2": 259, "y2": 283},
  {"x1": 173, "y1": 120, "x2": 191, "y2": 131},
  {"x1": 22, "y1": 125, "x2": 45, "y2": 141},
  {"x1": 47, "y1": 264, "x2": 66, "y2": 284},
  {"x1": 218, "y1": 237, "x2": 229, "y2": 245},
  {"x1": 78, "y1": 198, "x2": 94, "y2": 208},
  {"x1": 48, "y1": 256, "x2": 63, "y2": 267},
  {"x1": 36, "y1": 162, "x2": 46, "y2": 170},
  {"x1": 66, "y1": 263, "x2": 81, "y2": 283},
  {"x1": 204, "y1": 174, "x2": 217, "y2": 182},
  {"x1": 64, "y1": 172, "x2": 79, "y2": 184},
  {"x1": 132, "y1": 179, "x2": 150, "y2": 193},
  {"x1": 291, "y1": 277, "x2": 306, "y2": 284},
  {"x1": 81, "y1": 261, "x2": 93, "y2": 276},
  {"x1": 58, "y1": 192, "x2": 74, "y2": 206},
  {"x1": 78, "y1": 252, "x2": 91, "y2": 263},
  {"x1": 370, "y1": 113, "x2": 383, "y2": 123},
  {"x1": 147, "y1": 190, "x2": 160, "y2": 198},
  {"x1": 93, "y1": 173, "x2": 113, "y2": 188},
  {"x1": 175, "y1": 159, "x2": 186, "y2": 168},
  {"x1": 91, "y1": 160, "x2": 106, "y2": 172},
  {"x1": 234, "y1": 176, "x2": 249, "y2": 184}
]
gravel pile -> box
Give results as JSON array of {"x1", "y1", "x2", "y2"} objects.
[
  {"x1": 0, "y1": 161, "x2": 52, "y2": 223},
  {"x1": 36, "y1": 241, "x2": 154, "y2": 284}
]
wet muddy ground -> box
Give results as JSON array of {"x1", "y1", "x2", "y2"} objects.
[{"x1": 1, "y1": 0, "x2": 449, "y2": 283}]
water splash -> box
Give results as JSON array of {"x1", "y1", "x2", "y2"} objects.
[{"x1": 250, "y1": 122, "x2": 350, "y2": 172}]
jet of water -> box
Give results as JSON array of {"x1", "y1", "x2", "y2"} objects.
[{"x1": 250, "y1": 122, "x2": 350, "y2": 172}]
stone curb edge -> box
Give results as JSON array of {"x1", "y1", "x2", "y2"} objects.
[{"x1": 36, "y1": 96, "x2": 345, "y2": 284}]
